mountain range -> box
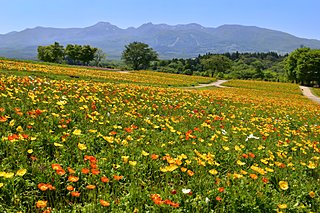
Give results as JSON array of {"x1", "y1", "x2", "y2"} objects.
[{"x1": 1, "y1": 22, "x2": 320, "y2": 59}]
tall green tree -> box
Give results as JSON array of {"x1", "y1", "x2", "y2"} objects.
[
  {"x1": 200, "y1": 55, "x2": 232, "y2": 77},
  {"x1": 284, "y1": 47, "x2": 310, "y2": 83},
  {"x1": 121, "y1": 42, "x2": 158, "y2": 70},
  {"x1": 65, "y1": 44, "x2": 82, "y2": 65},
  {"x1": 285, "y1": 47, "x2": 320, "y2": 85},
  {"x1": 79, "y1": 45, "x2": 98, "y2": 65},
  {"x1": 37, "y1": 42, "x2": 64, "y2": 63},
  {"x1": 65, "y1": 44, "x2": 97, "y2": 65},
  {"x1": 92, "y1": 49, "x2": 107, "y2": 67},
  {"x1": 296, "y1": 49, "x2": 320, "y2": 85}
]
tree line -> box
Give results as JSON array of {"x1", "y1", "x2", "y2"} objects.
[
  {"x1": 38, "y1": 42, "x2": 319, "y2": 85},
  {"x1": 37, "y1": 42, "x2": 106, "y2": 66},
  {"x1": 151, "y1": 52, "x2": 286, "y2": 81}
]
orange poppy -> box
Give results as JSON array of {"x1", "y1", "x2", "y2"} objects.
[
  {"x1": 66, "y1": 185, "x2": 74, "y2": 191},
  {"x1": 68, "y1": 175, "x2": 79, "y2": 182},
  {"x1": 151, "y1": 154, "x2": 159, "y2": 160},
  {"x1": 91, "y1": 169, "x2": 100, "y2": 175},
  {"x1": 56, "y1": 169, "x2": 66, "y2": 176},
  {"x1": 90, "y1": 163, "x2": 98, "y2": 169},
  {"x1": 242, "y1": 154, "x2": 248, "y2": 158},
  {"x1": 262, "y1": 177, "x2": 269, "y2": 184},
  {"x1": 42, "y1": 208, "x2": 51, "y2": 213},
  {"x1": 84, "y1": 155, "x2": 97, "y2": 163},
  {"x1": 86, "y1": 185, "x2": 96, "y2": 190},
  {"x1": 51, "y1": 164, "x2": 62, "y2": 170},
  {"x1": 187, "y1": 170, "x2": 194, "y2": 177},
  {"x1": 36, "y1": 200, "x2": 47, "y2": 208},
  {"x1": 100, "y1": 199, "x2": 110, "y2": 207},
  {"x1": 218, "y1": 187, "x2": 225, "y2": 193},
  {"x1": 109, "y1": 131, "x2": 117, "y2": 135},
  {"x1": 67, "y1": 167, "x2": 76, "y2": 174},
  {"x1": 81, "y1": 168, "x2": 90, "y2": 174},
  {"x1": 71, "y1": 191, "x2": 80, "y2": 197},
  {"x1": 248, "y1": 152, "x2": 255, "y2": 158},
  {"x1": 47, "y1": 184, "x2": 55, "y2": 190},
  {"x1": 38, "y1": 183, "x2": 49, "y2": 191},
  {"x1": 30, "y1": 156, "x2": 38, "y2": 161},
  {"x1": 113, "y1": 175, "x2": 123, "y2": 181},
  {"x1": 0, "y1": 116, "x2": 8, "y2": 122},
  {"x1": 216, "y1": 196, "x2": 222, "y2": 201},
  {"x1": 250, "y1": 174, "x2": 258, "y2": 180},
  {"x1": 101, "y1": 176, "x2": 109, "y2": 183}
]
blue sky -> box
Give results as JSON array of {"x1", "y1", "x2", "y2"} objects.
[{"x1": 1, "y1": 0, "x2": 319, "y2": 39}]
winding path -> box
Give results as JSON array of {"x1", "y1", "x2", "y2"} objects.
[
  {"x1": 185, "y1": 80, "x2": 229, "y2": 89},
  {"x1": 299, "y1": 86, "x2": 320, "y2": 104},
  {"x1": 185, "y1": 80, "x2": 320, "y2": 105}
]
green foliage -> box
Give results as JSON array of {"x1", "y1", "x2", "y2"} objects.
[
  {"x1": 92, "y1": 49, "x2": 107, "y2": 67},
  {"x1": 65, "y1": 44, "x2": 98, "y2": 66},
  {"x1": 201, "y1": 55, "x2": 232, "y2": 77},
  {"x1": 285, "y1": 47, "x2": 320, "y2": 85},
  {"x1": 37, "y1": 42, "x2": 64, "y2": 64},
  {"x1": 121, "y1": 42, "x2": 158, "y2": 70},
  {"x1": 38, "y1": 42, "x2": 99, "y2": 66},
  {"x1": 152, "y1": 52, "x2": 286, "y2": 81}
]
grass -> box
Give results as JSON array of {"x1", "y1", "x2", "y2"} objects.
[
  {"x1": 0, "y1": 63, "x2": 319, "y2": 212},
  {"x1": 311, "y1": 87, "x2": 320, "y2": 97}
]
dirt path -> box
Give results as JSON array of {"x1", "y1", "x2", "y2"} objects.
[
  {"x1": 299, "y1": 86, "x2": 320, "y2": 104},
  {"x1": 184, "y1": 80, "x2": 229, "y2": 89}
]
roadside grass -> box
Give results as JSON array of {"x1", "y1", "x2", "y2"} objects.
[{"x1": 311, "y1": 87, "x2": 320, "y2": 97}]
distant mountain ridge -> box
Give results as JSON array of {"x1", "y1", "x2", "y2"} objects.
[{"x1": 1, "y1": 22, "x2": 320, "y2": 59}]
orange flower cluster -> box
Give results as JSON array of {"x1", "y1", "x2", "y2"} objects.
[
  {"x1": 84, "y1": 155, "x2": 100, "y2": 175},
  {"x1": 38, "y1": 183, "x2": 56, "y2": 191},
  {"x1": 51, "y1": 164, "x2": 66, "y2": 176},
  {"x1": 150, "y1": 194, "x2": 179, "y2": 208}
]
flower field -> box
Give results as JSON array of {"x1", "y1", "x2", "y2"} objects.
[
  {"x1": 0, "y1": 59, "x2": 213, "y2": 87},
  {"x1": 0, "y1": 66, "x2": 319, "y2": 212}
]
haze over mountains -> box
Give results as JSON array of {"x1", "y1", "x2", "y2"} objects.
[{"x1": 1, "y1": 22, "x2": 320, "y2": 60}]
